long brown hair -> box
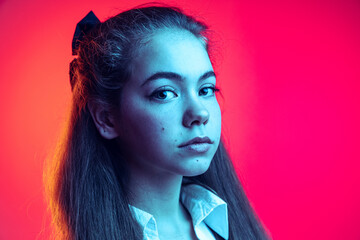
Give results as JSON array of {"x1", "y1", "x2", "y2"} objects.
[{"x1": 45, "y1": 5, "x2": 269, "y2": 239}]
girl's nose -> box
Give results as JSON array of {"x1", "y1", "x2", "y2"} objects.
[{"x1": 182, "y1": 100, "x2": 210, "y2": 128}]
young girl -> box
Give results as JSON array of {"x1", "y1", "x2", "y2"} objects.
[{"x1": 45, "y1": 5, "x2": 269, "y2": 240}]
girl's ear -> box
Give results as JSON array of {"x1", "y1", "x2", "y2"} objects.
[{"x1": 88, "y1": 101, "x2": 119, "y2": 140}]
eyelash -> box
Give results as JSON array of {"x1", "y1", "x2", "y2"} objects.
[
  {"x1": 150, "y1": 88, "x2": 178, "y2": 101},
  {"x1": 150, "y1": 86, "x2": 219, "y2": 101},
  {"x1": 199, "y1": 86, "x2": 220, "y2": 96}
]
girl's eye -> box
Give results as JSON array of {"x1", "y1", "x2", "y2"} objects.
[
  {"x1": 199, "y1": 86, "x2": 218, "y2": 97},
  {"x1": 150, "y1": 89, "x2": 178, "y2": 101}
]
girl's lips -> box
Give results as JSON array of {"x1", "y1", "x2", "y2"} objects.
[
  {"x1": 179, "y1": 142, "x2": 212, "y2": 153},
  {"x1": 178, "y1": 136, "x2": 213, "y2": 147}
]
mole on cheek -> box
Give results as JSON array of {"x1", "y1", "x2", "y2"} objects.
[{"x1": 161, "y1": 127, "x2": 165, "y2": 131}]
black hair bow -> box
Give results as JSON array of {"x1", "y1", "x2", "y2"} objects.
[
  {"x1": 72, "y1": 11, "x2": 100, "y2": 55},
  {"x1": 70, "y1": 11, "x2": 100, "y2": 90}
]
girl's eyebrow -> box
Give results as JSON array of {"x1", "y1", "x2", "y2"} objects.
[{"x1": 141, "y1": 71, "x2": 216, "y2": 86}]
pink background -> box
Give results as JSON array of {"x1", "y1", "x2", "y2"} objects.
[{"x1": 0, "y1": 0, "x2": 359, "y2": 239}]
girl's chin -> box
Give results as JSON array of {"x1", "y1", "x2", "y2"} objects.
[{"x1": 180, "y1": 159, "x2": 212, "y2": 177}]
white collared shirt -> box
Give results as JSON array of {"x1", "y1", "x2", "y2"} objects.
[{"x1": 130, "y1": 184, "x2": 229, "y2": 240}]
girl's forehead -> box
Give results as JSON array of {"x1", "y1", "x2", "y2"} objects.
[
  {"x1": 131, "y1": 29, "x2": 212, "y2": 82},
  {"x1": 137, "y1": 29, "x2": 206, "y2": 58}
]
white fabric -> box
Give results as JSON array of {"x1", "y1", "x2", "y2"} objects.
[{"x1": 130, "y1": 184, "x2": 229, "y2": 240}]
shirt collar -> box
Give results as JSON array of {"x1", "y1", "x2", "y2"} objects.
[
  {"x1": 130, "y1": 205, "x2": 159, "y2": 240},
  {"x1": 181, "y1": 184, "x2": 229, "y2": 239},
  {"x1": 129, "y1": 183, "x2": 229, "y2": 240}
]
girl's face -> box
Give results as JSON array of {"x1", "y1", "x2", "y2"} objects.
[{"x1": 115, "y1": 29, "x2": 221, "y2": 178}]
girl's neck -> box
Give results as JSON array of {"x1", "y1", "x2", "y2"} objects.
[
  {"x1": 128, "y1": 168, "x2": 184, "y2": 220},
  {"x1": 127, "y1": 166, "x2": 197, "y2": 239}
]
